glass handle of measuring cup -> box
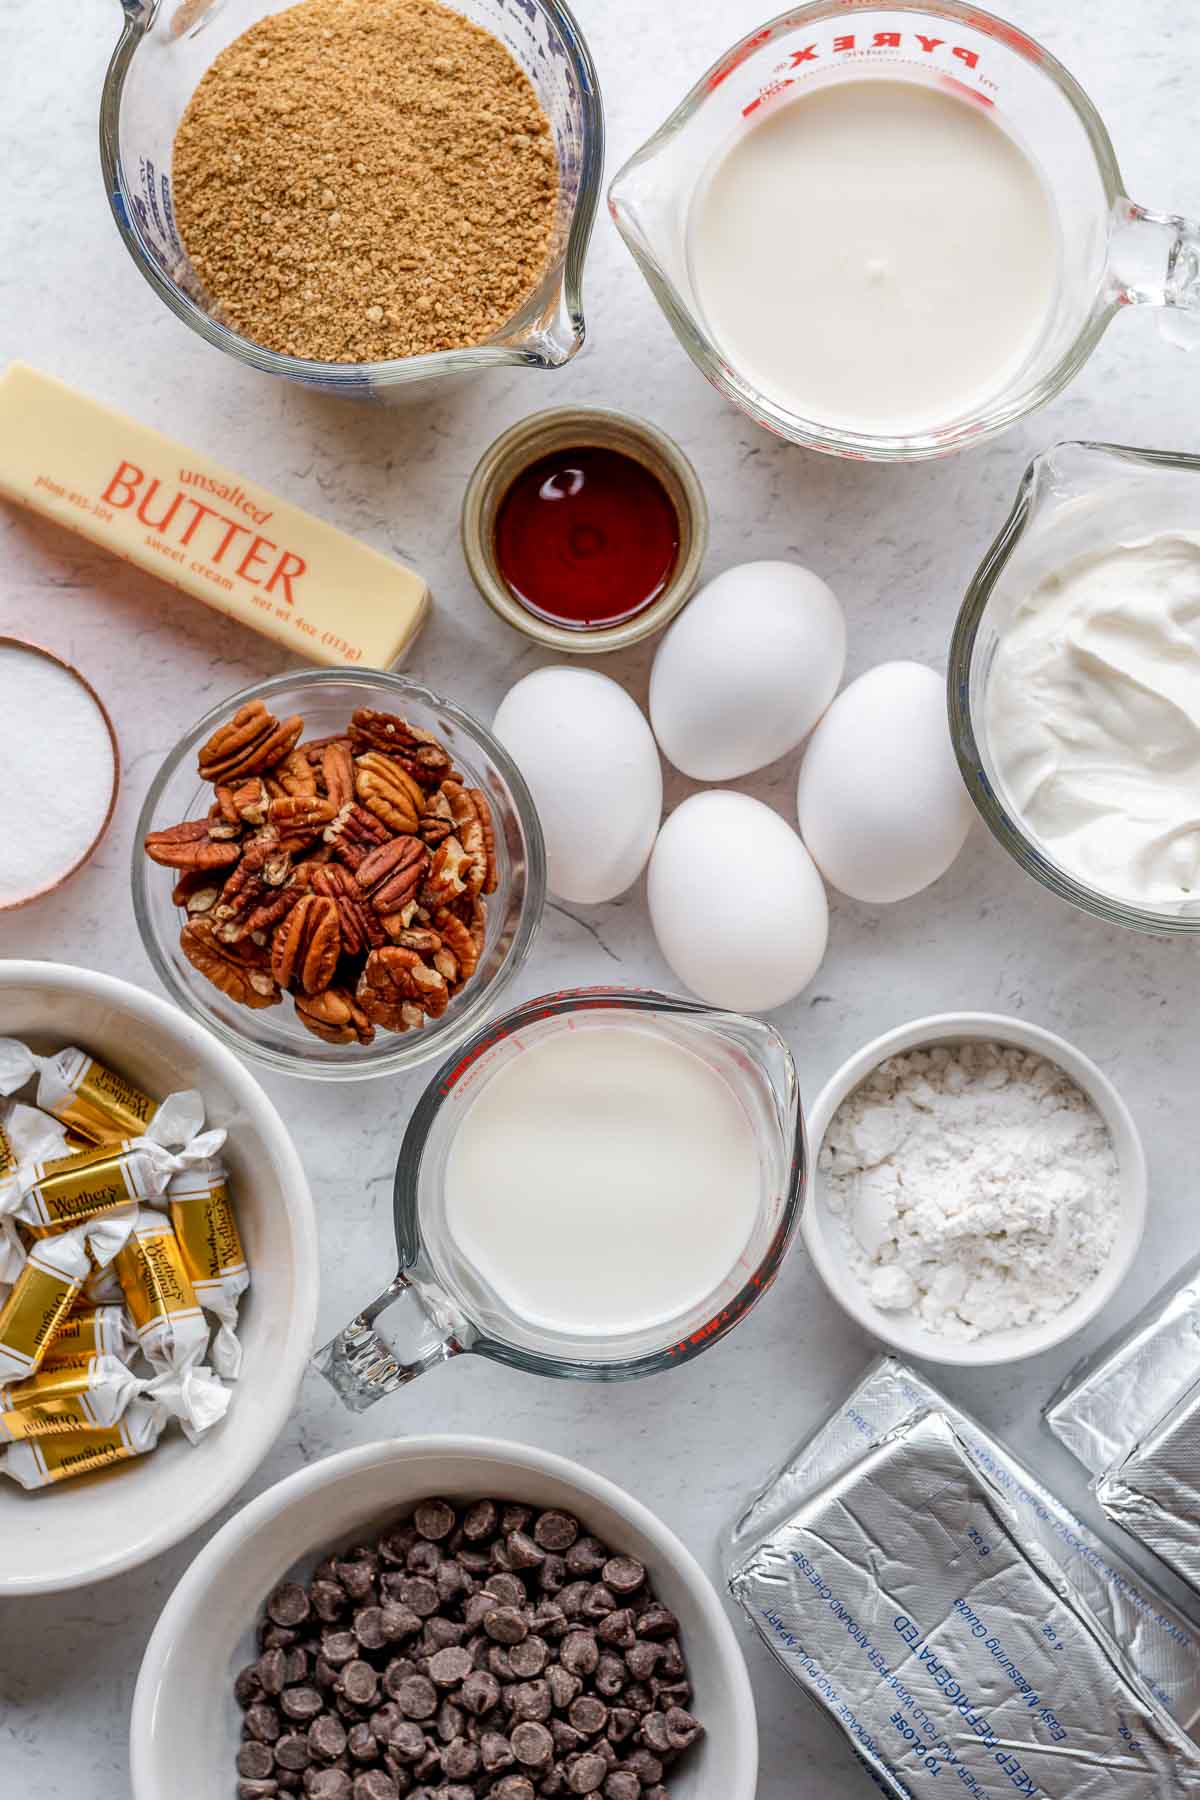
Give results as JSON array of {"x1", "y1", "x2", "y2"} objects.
[
  {"x1": 1109, "y1": 198, "x2": 1200, "y2": 347},
  {"x1": 312, "y1": 1274, "x2": 468, "y2": 1413}
]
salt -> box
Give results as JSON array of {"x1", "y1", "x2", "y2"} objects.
[{"x1": 0, "y1": 643, "x2": 116, "y2": 905}]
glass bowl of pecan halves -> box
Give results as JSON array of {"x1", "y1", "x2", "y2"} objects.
[{"x1": 133, "y1": 671, "x2": 546, "y2": 1079}]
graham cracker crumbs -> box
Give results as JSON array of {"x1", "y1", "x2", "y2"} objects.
[{"x1": 171, "y1": 0, "x2": 559, "y2": 363}]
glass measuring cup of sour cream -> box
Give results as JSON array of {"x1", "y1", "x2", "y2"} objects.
[
  {"x1": 610, "y1": 1, "x2": 1200, "y2": 461},
  {"x1": 315, "y1": 989, "x2": 804, "y2": 1410}
]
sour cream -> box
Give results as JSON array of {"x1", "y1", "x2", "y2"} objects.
[{"x1": 987, "y1": 533, "x2": 1200, "y2": 907}]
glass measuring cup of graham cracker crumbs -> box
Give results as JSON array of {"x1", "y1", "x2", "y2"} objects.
[
  {"x1": 314, "y1": 989, "x2": 806, "y2": 1410},
  {"x1": 100, "y1": 0, "x2": 602, "y2": 392}
]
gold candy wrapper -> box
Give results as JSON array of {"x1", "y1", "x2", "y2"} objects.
[
  {"x1": 41, "y1": 1302, "x2": 135, "y2": 1366},
  {"x1": 168, "y1": 1158, "x2": 249, "y2": 1380},
  {"x1": 0, "y1": 1396, "x2": 162, "y2": 1488},
  {"x1": 4, "y1": 1127, "x2": 226, "y2": 1236},
  {"x1": 0, "y1": 1351, "x2": 141, "y2": 1442},
  {"x1": 0, "y1": 1211, "x2": 133, "y2": 1382},
  {"x1": 0, "y1": 1036, "x2": 205, "y2": 1149},
  {"x1": 115, "y1": 1208, "x2": 209, "y2": 1374}
]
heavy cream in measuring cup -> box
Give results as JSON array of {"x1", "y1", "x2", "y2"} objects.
[
  {"x1": 444, "y1": 1023, "x2": 760, "y2": 1337},
  {"x1": 688, "y1": 78, "x2": 1058, "y2": 436}
]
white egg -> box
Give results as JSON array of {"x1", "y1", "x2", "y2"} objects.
[
  {"x1": 649, "y1": 560, "x2": 846, "y2": 780},
  {"x1": 796, "y1": 661, "x2": 973, "y2": 904},
  {"x1": 493, "y1": 667, "x2": 662, "y2": 905},
  {"x1": 647, "y1": 791, "x2": 828, "y2": 1012}
]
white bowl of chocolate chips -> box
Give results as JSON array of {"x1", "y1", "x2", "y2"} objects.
[{"x1": 131, "y1": 1435, "x2": 758, "y2": 1800}]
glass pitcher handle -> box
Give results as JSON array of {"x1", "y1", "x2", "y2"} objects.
[
  {"x1": 1109, "y1": 199, "x2": 1200, "y2": 346},
  {"x1": 313, "y1": 1274, "x2": 467, "y2": 1413}
]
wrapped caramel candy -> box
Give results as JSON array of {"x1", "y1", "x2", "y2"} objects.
[
  {"x1": 0, "y1": 1211, "x2": 133, "y2": 1382},
  {"x1": 0, "y1": 1351, "x2": 141, "y2": 1442},
  {"x1": 167, "y1": 1156, "x2": 248, "y2": 1380},
  {"x1": 41, "y1": 1303, "x2": 135, "y2": 1367},
  {"x1": 0, "y1": 1098, "x2": 69, "y2": 1177},
  {"x1": 0, "y1": 1396, "x2": 163, "y2": 1488},
  {"x1": 3, "y1": 1127, "x2": 226, "y2": 1237},
  {"x1": 115, "y1": 1208, "x2": 209, "y2": 1374},
  {"x1": 0, "y1": 1037, "x2": 204, "y2": 1148}
]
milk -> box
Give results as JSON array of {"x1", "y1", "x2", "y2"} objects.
[
  {"x1": 443, "y1": 1023, "x2": 761, "y2": 1338},
  {"x1": 688, "y1": 77, "x2": 1059, "y2": 436}
]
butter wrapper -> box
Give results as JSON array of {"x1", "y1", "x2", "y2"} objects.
[
  {"x1": 726, "y1": 1357, "x2": 1200, "y2": 1734},
  {"x1": 1097, "y1": 1381, "x2": 1200, "y2": 1597},
  {"x1": 1046, "y1": 1256, "x2": 1200, "y2": 1477},
  {"x1": 729, "y1": 1410, "x2": 1200, "y2": 1797}
]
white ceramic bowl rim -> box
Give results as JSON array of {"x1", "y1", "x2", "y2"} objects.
[
  {"x1": 131, "y1": 1434, "x2": 758, "y2": 1799},
  {"x1": 0, "y1": 960, "x2": 319, "y2": 1592},
  {"x1": 801, "y1": 1010, "x2": 1148, "y2": 1368}
]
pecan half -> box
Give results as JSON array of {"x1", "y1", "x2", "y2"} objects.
[
  {"x1": 418, "y1": 787, "x2": 455, "y2": 848},
  {"x1": 357, "y1": 947, "x2": 449, "y2": 1030},
  {"x1": 227, "y1": 779, "x2": 271, "y2": 827},
  {"x1": 322, "y1": 740, "x2": 356, "y2": 810},
  {"x1": 348, "y1": 709, "x2": 454, "y2": 788},
  {"x1": 145, "y1": 820, "x2": 243, "y2": 871},
  {"x1": 198, "y1": 701, "x2": 304, "y2": 784},
  {"x1": 171, "y1": 868, "x2": 221, "y2": 914},
  {"x1": 311, "y1": 865, "x2": 386, "y2": 956},
  {"x1": 270, "y1": 894, "x2": 341, "y2": 995},
  {"x1": 421, "y1": 835, "x2": 473, "y2": 909},
  {"x1": 295, "y1": 987, "x2": 375, "y2": 1046},
  {"x1": 443, "y1": 784, "x2": 498, "y2": 895},
  {"x1": 354, "y1": 751, "x2": 426, "y2": 835},
  {"x1": 267, "y1": 795, "x2": 337, "y2": 845},
  {"x1": 324, "y1": 800, "x2": 391, "y2": 870},
  {"x1": 180, "y1": 919, "x2": 281, "y2": 1009},
  {"x1": 275, "y1": 748, "x2": 318, "y2": 798},
  {"x1": 356, "y1": 837, "x2": 429, "y2": 914},
  {"x1": 435, "y1": 908, "x2": 480, "y2": 982}
]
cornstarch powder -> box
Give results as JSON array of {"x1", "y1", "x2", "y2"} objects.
[
  {"x1": 820, "y1": 1040, "x2": 1120, "y2": 1340},
  {"x1": 0, "y1": 645, "x2": 115, "y2": 905}
]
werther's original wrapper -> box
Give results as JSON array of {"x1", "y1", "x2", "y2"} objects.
[
  {"x1": 144, "y1": 1364, "x2": 231, "y2": 1445},
  {"x1": 0, "y1": 1036, "x2": 205, "y2": 1148},
  {"x1": 167, "y1": 1156, "x2": 248, "y2": 1379},
  {"x1": 3, "y1": 1126, "x2": 226, "y2": 1235},
  {"x1": 0, "y1": 1216, "x2": 26, "y2": 1289},
  {"x1": 0, "y1": 1211, "x2": 133, "y2": 1382},
  {"x1": 0, "y1": 1396, "x2": 163, "y2": 1488},
  {"x1": 0, "y1": 1098, "x2": 69, "y2": 1175},
  {"x1": 41, "y1": 1302, "x2": 135, "y2": 1367},
  {"x1": 82, "y1": 1261, "x2": 124, "y2": 1307},
  {"x1": 115, "y1": 1208, "x2": 208, "y2": 1373},
  {"x1": 0, "y1": 1351, "x2": 141, "y2": 1442}
]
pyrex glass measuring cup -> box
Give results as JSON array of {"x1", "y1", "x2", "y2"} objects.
[
  {"x1": 315, "y1": 988, "x2": 805, "y2": 1410},
  {"x1": 609, "y1": 0, "x2": 1200, "y2": 462},
  {"x1": 100, "y1": 0, "x2": 603, "y2": 394}
]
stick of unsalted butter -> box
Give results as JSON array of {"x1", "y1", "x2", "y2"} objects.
[{"x1": 0, "y1": 362, "x2": 430, "y2": 669}]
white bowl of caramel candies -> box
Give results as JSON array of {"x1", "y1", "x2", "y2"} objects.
[
  {"x1": 132, "y1": 1437, "x2": 758, "y2": 1800},
  {"x1": 0, "y1": 960, "x2": 317, "y2": 1593}
]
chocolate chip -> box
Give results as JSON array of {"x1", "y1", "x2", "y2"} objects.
[
  {"x1": 436, "y1": 1559, "x2": 471, "y2": 1604},
  {"x1": 625, "y1": 1642, "x2": 660, "y2": 1682},
  {"x1": 280, "y1": 1686, "x2": 324, "y2": 1724},
  {"x1": 428, "y1": 1645, "x2": 472, "y2": 1687},
  {"x1": 507, "y1": 1636, "x2": 548, "y2": 1679},
  {"x1": 560, "y1": 1632, "x2": 599, "y2": 1677},
  {"x1": 551, "y1": 1722, "x2": 585, "y2": 1756},
  {"x1": 338, "y1": 1660, "x2": 379, "y2": 1707},
  {"x1": 622, "y1": 1748, "x2": 663, "y2": 1785},
  {"x1": 307, "y1": 1714, "x2": 347, "y2": 1762},
  {"x1": 351, "y1": 1606, "x2": 387, "y2": 1651},
  {"x1": 558, "y1": 1582, "x2": 591, "y2": 1619},
  {"x1": 607, "y1": 1708, "x2": 637, "y2": 1745},
  {"x1": 306, "y1": 1774, "x2": 352, "y2": 1800},
  {"x1": 406, "y1": 1540, "x2": 441, "y2": 1578},
  {"x1": 385, "y1": 1719, "x2": 426, "y2": 1760},
  {"x1": 378, "y1": 1526, "x2": 416, "y2": 1565},
  {"x1": 507, "y1": 1530, "x2": 545, "y2": 1570},
  {"x1": 601, "y1": 1557, "x2": 644, "y2": 1597},
  {"x1": 257, "y1": 1648, "x2": 288, "y2": 1696},
  {"x1": 635, "y1": 1606, "x2": 678, "y2": 1640},
  {"x1": 480, "y1": 1728, "x2": 515, "y2": 1772},
  {"x1": 238, "y1": 1743, "x2": 275, "y2": 1780},
  {"x1": 484, "y1": 1572, "x2": 525, "y2": 1608},
  {"x1": 435, "y1": 1697, "x2": 465, "y2": 1743},
  {"x1": 533, "y1": 1511, "x2": 579, "y2": 1552},
  {"x1": 538, "y1": 1554, "x2": 567, "y2": 1595},
  {"x1": 490, "y1": 1778, "x2": 534, "y2": 1800},
  {"x1": 395, "y1": 1674, "x2": 437, "y2": 1720},
  {"x1": 320, "y1": 1632, "x2": 359, "y2": 1668},
  {"x1": 245, "y1": 1704, "x2": 282, "y2": 1743},
  {"x1": 236, "y1": 1664, "x2": 264, "y2": 1707},
  {"x1": 267, "y1": 1583, "x2": 311, "y2": 1629},
  {"x1": 395, "y1": 1576, "x2": 439, "y2": 1618},
  {"x1": 603, "y1": 1775, "x2": 639, "y2": 1800},
  {"x1": 510, "y1": 1678, "x2": 551, "y2": 1723},
  {"x1": 658, "y1": 1636, "x2": 685, "y2": 1679},
  {"x1": 547, "y1": 1665, "x2": 581, "y2": 1711},
  {"x1": 462, "y1": 1499, "x2": 497, "y2": 1541},
  {"x1": 275, "y1": 1733, "x2": 312, "y2": 1773},
  {"x1": 582, "y1": 1585, "x2": 616, "y2": 1621},
  {"x1": 314, "y1": 1658, "x2": 339, "y2": 1691},
  {"x1": 311, "y1": 1581, "x2": 348, "y2": 1624},
  {"x1": 283, "y1": 1649, "x2": 309, "y2": 1686},
  {"x1": 484, "y1": 1606, "x2": 528, "y2": 1646},
  {"x1": 336, "y1": 1562, "x2": 376, "y2": 1604},
  {"x1": 461, "y1": 1668, "x2": 500, "y2": 1715},
  {"x1": 414, "y1": 1498, "x2": 456, "y2": 1541},
  {"x1": 511, "y1": 1719, "x2": 554, "y2": 1769},
  {"x1": 237, "y1": 1784, "x2": 278, "y2": 1800},
  {"x1": 594, "y1": 1655, "x2": 626, "y2": 1699},
  {"x1": 564, "y1": 1539, "x2": 607, "y2": 1578},
  {"x1": 442, "y1": 1735, "x2": 480, "y2": 1779},
  {"x1": 665, "y1": 1704, "x2": 703, "y2": 1750},
  {"x1": 597, "y1": 1610, "x2": 635, "y2": 1650},
  {"x1": 567, "y1": 1753, "x2": 607, "y2": 1794},
  {"x1": 423, "y1": 1615, "x2": 466, "y2": 1651},
  {"x1": 351, "y1": 1775, "x2": 397, "y2": 1800},
  {"x1": 568, "y1": 1696, "x2": 607, "y2": 1737},
  {"x1": 487, "y1": 1643, "x2": 515, "y2": 1680}
]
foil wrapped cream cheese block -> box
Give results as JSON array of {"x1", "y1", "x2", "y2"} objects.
[
  {"x1": 726, "y1": 1357, "x2": 1200, "y2": 1734},
  {"x1": 1097, "y1": 1382, "x2": 1200, "y2": 1596},
  {"x1": 0, "y1": 362, "x2": 430, "y2": 668},
  {"x1": 1046, "y1": 1256, "x2": 1200, "y2": 1477},
  {"x1": 730, "y1": 1410, "x2": 1200, "y2": 1796}
]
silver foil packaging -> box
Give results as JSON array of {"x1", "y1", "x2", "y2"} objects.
[
  {"x1": 729, "y1": 1409, "x2": 1200, "y2": 1796},
  {"x1": 1045, "y1": 1255, "x2": 1200, "y2": 1477},
  {"x1": 1096, "y1": 1381, "x2": 1200, "y2": 1597},
  {"x1": 725, "y1": 1357, "x2": 1200, "y2": 1734}
]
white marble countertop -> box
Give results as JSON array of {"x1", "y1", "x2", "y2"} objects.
[{"x1": 5, "y1": 0, "x2": 1200, "y2": 1793}]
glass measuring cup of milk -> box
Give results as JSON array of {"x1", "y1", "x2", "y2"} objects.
[
  {"x1": 315, "y1": 989, "x2": 804, "y2": 1410},
  {"x1": 100, "y1": 0, "x2": 602, "y2": 394},
  {"x1": 610, "y1": 0, "x2": 1200, "y2": 461}
]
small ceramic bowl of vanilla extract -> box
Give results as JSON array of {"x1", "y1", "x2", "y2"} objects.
[{"x1": 461, "y1": 406, "x2": 708, "y2": 653}]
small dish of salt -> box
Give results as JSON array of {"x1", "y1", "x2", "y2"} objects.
[{"x1": 0, "y1": 637, "x2": 119, "y2": 909}]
